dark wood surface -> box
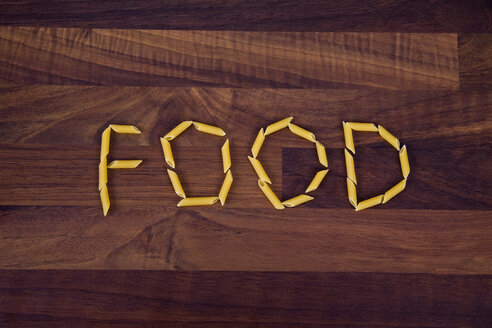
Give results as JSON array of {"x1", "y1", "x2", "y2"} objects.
[{"x1": 1, "y1": 1, "x2": 491, "y2": 327}]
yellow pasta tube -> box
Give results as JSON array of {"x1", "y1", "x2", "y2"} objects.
[
  {"x1": 382, "y1": 179, "x2": 407, "y2": 204},
  {"x1": 107, "y1": 160, "x2": 142, "y2": 169},
  {"x1": 109, "y1": 124, "x2": 141, "y2": 134},
  {"x1": 193, "y1": 122, "x2": 226, "y2": 136},
  {"x1": 305, "y1": 169, "x2": 329, "y2": 193},
  {"x1": 167, "y1": 169, "x2": 186, "y2": 198},
  {"x1": 221, "y1": 139, "x2": 231, "y2": 173},
  {"x1": 160, "y1": 138, "x2": 175, "y2": 168},
  {"x1": 288, "y1": 123, "x2": 316, "y2": 143},
  {"x1": 346, "y1": 177, "x2": 357, "y2": 208},
  {"x1": 399, "y1": 145, "x2": 410, "y2": 178},
  {"x1": 177, "y1": 197, "x2": 219, "y2": 207},
  {"x1": 218, "y1": 170, "x2": 233, "y2": 205},
  {"x1": 100, "y1": 127, "x2": 111, "y2": 161},
  {"x1": 163, "y1": 121, "x2": 193, "y2": 140},
  {"x1": 378, "y1": 125, "x2": 400, "y2": 150},
  {"x1": 347, "y1": 122, "x2": 378, "y2": 132},
  {"x1": 98, "y1": 157, "x2": 107, "y2": 191},
  {"x1": 251, "y1": 128, "x2": 265, "y2": 158},
  {"x1": 264, "y1": 117, "x2": 293, "y2": 135},
  {"x1": 342, "y1": 121, "x2": 355, "y2": 154},
  {"x1": 258, "y1": 180, "x2": 284, "y2": 209},
  {"x1": 355, "y1": 195, "x2": 383, "y2": 212},
  {"x1": 282, "y1": 194, "x2": 314, "y2": 207},
  {"x1": 248, "y1": 156, "x2": 272, "y2": 184},
  {"x1": 344, "y1": 149, "x2": 357, "y2": 185},
  {"x1": 315, "y1": 141, "x2": 328, "y2": 168},
  {"x1": 100, "y1": 185, "x2": 110, "y2": 216}
]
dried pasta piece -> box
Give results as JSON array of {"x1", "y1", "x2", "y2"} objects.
[
  {"x1": 355, "y1": 195, "x2": 384, "y2": 212},
  {"x1": 98, "y1": 157, "x2": 107, "y2": 191},
  {"x1": 109, "y1": 124, "x2": 141, "y2": 134},
  {"x1": 378, "y1": 125, "x2": 400, "y2": 150},
  {"x1": 264, "y1": 117, "x2": 293, "y2": 135},
  {"x1": 347, "y1": 122, "x2": 378, "y2": 132},
  {"x1": 288, "y1": 123, "x2": 316, "y2": 143},
  {"x1": 305, "y1": 169, "x2": 329, "y2": 193},
  {"x1": 315, "y1": 141, "x2": 328, "y2": 167},
  {"x1": 221, "y1": 139, "x2": 231, "y2": 173},
  {"x1": 163, "y1": 121, "x2": 193, "y2": 140},
  {"x1": 342, "y1": 121, "x2": 355, "y2": 154},
  {"x1": 100, "y1": 127, "x2": 111, "y2": 161},
  {"x1": 399, "y1": 145, "x2": 410, "y2": 178},
  {"x1": 160, "y1": 138, "x2": 175, "y2": 168},
  {"x1": 248, "y1": 156, "x2": 272, "y2": 184},
  {"x1": 382, "y1": 179, "x2": 407, "y2": 204},
  {"x1": 167, "y1": 169, "x2": 186, "y2": 198},
  {"x1": 346, "y1": 177, "x2": 357, "y2": 208},
  {"x1": 258, "y1": 180, "x2": 284, "y2": 209},
  {"x1": 282, "y1": 194, "x2": 314, "y2": 207},
  {"x1": 218, "y1": 170, "x2": 233, "y2": 205},
  {"x1": 193, "y1": 122, "x2": 226, "y2": 136},
  {"x1": 251, "y1": 128, "x2": 265, "y2": 158},
  {"x1": 177, "y1": 197, "x2": 219, "y2": 207},
  {"x1": 344, "y1": 149, "x2": 357, "y2": 185},
  {"x1": 107, "y1": 160, "x2": 142, "y2": 169},
  {"x1": 100, "y1": 185, "x2": 110, "y2": 216}
]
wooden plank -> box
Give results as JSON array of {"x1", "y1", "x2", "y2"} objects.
[
  {"x1": 1, "y1": 271, "x2": 491, "y2": 327},
  {"x1": 0, "y1": 0, "x2": 490, "y2": 32},
  {"x1": 459, "y1": 34, "x2": 492, "y2": 90},
  {"x1": 0, "y1": 27, "x2": 459, "y2": 89}
]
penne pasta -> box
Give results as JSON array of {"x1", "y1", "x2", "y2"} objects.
[
  {"x1": 288, "y1": 123, "x2": 316, "y2": 143},
  {"x1": 355, "y1": 194, "x2": 384, "y2": 212},
  {"x1": 193, "y1": 122, "x2": 226, "y2": 136},
  {"x1": 98, "y1": 157, "x2": 107, "y2": 191},
  {"x1": 346, "y1": 177, "x2": 357, "y2": 208},
  {"x1": 100, "y1": 185, "x2": 110, "y2": 216},
  {"x1": 167, "y1": 169, "x2": 186, "y2": 198},
  {"x1": 160, "y1": 138, "x2": 175, "y2": 168},
  {"x1": 264, "y1": 117, "x2": 293, "y2": 135},
  {"x1": 218, "y1": 170, "x2": 233, "y2": 205},
  {"x1": 221, "y1": 139, "x2": 231, "y2": 173},
  {"x1": 251, "y1": 128, "x2": 265, "y2": 158},
  {"x1": 163, "y1": 121, "x2": 193, "y2": 140},
  {"x1": 382, "y1": 178, "x2": 407, "y2": 204},
  {"x1": 258, "y1": 180, "x2": 284, "y2": 209},
  {"x1": 305, "y1": 169, "x2": 329, "y2": 193},
  {"x1": 248, "y1": 156, "x2": 272, "y2": 184},
  {"x1": 282, "y1": 194, "x2": 314, "y2": 207},
  {"x1": 378, "y1": 125, "x2": 400, "y2": 150},
  {"x1": 344, "y1": 149, "x2": 357, "y2": 185},
  {"x1": 177, "y1": 197, "x2": 219, "y2": 207},
  {"x1": 100, "y1": 127, "x2": 111, "y2": 161},
  {"x1": 399, "y1": 145, "x2": 410, "y2": 178},
  {"x1": 107, "y1": 160, "x2": 142, "y2": 169},
  {"x1": 342, "y1": 121, "x2": 355, "y2": 154},
  {"x1": 347, "y1": 122, "x2": 378, "y2": 132},
  {"x1": 315, "y1": 141, "x2": 328, "y2": 167},
  {"x1": 109, "y1": 124, "x2": 141, "y2": 134}
]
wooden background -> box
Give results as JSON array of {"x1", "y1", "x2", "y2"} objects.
[{"x1": 1, "y1": 0, "x2": 491, "y2": 326}]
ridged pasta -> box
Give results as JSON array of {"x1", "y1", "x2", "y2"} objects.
[
  {"x1": 251, "y1": 128, "x2": 265, "y2": 158},
  {"x1": 305, "y1": 169, "x2": 329, "y2": 193},
  {"x1": 167, "y1": 169, "x2": 186, "y2": 198},
  {"x1": 98, "y1": 157, "x2": 107, "y2": 191},
  {"x1": 399, "y1": 145, "x2": 410, "y2": 178},
  {"x1": 109, "y1": 124, "x2": 141, "y2": 134},
  {"x1": 288, "y1": 123, "x2": 316, "y2": 142},
  {"x1": 344, "y1": 149, "x2": 357, "y2": 185},
  {"x1": 160, "y1": 138, "x2": 175, "y2": 168},
  {"x1": 100, "y1": 185, "x2": 110, "y2": 216},
  {"x1": 177, "y1": 197, "x2": 219, "y2": 207},
  {"x1": 248, "y1": 156, "x2": 272, "y2": 184},
  {"x1": 382, "y1": 179, "x2": 407, "y2": 204},
  {"x1": 107, "y1": 160, "x2": 142, "y2": 169},
  {"x1": 100, "y1": 127, "x2": 111, "y2": 161},
  {"x1": 264, "y1": 117, "x2": 293, "y2": 135},
  {"x1": 378, "y1": 125, "x2": 400, "y2": 150},
  {"x1": 282, "y1": 194, "x2": 314, "y2": 207},
  {"x1": 347, "y1": 122, "x2": 378, "y2": 132},
  {"x1": 258, "y1": 180, "x2": 284, "y2": 209},
  {"x1": 193, "y1": 122, "x2": 226, "y2": 136},
  {"x1": 342, "y1": 121, "x2": 355, "y2": 154},
  {"x1": 163, "y1": 121, "x2": 193, "y2": 140},
  {"x1": 315, "y1": 141, "x2": 328, "y2": 167},
  {"x1": 346, "y1": 177, "x2": 357, "y2": 208},
  {"x1": 218, "y1": 170, "x2": 233, "y2": 205},
  {"x1": 355, "y1": 195, "x2": 383, "y2": 212},
  {"x1": 221, "y1": 139, "x2": 231, "y2": 173}
]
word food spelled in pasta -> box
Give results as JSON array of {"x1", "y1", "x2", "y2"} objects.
[{"x1": 99, "y1": 119, "x2": 410, "y2": 215}]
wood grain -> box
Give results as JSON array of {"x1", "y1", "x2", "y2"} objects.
[
  {"x1": 0, "y1": 27, "x2": 459, "y2": 89},
  {"x1": 459, "y1": 34, "x2": 492, "y2": 90},
  {"x1": 0, "y1": 0, "x2": 490, "y2": 32}
]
